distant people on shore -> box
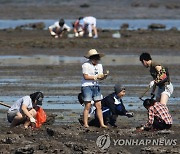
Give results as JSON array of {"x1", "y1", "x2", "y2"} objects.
[
  {"x1": 81, "y1": 49, "x2": 108, "y2": 128},
  {"x1": 73, "y1": 16, "x2": 98, "y2": 38},
  {"x1": 72, "y1": 17, "x2": 85, "y2": 37},
  {"x1": 139, "y1": 52, "x2": 173, "y2": 105},
  {"x1": 49, "y1": 18, "x2": 71, "y2": 38},
  {"x1": 7, "y1": 92, "x2": 44, "y2": 128},
  {"x1": 137, "y1": 98, "x2": 172, "y2": 131}
]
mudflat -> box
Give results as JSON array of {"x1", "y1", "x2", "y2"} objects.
[
  {"x1": 0, "y1": 0, "x2": 180, "y2": 19},
  {"x1": 0, "y1": 0, "x2": 179, "y2": 153}
]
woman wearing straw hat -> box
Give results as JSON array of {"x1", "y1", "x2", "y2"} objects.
[{"x1": 81, "y1": 49, "x2": 108, "y2": 128}]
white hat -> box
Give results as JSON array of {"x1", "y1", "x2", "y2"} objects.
[{"x1": 84, "y1": 49, "x2": 104, "y2": 59}]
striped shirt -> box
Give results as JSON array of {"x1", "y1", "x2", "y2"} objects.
[{"x1": 145, "y1": 102, "x2": 172, "y2": 126}]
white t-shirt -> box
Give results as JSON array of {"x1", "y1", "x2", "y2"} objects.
[
  {"x1": 8, "y1": 96, "x2": 33, "y2": 113},
  {"x1": 83, "y1": 16, "x2": 97, "y2": 27},
  {"x1": 81, "y1": 60, "x2": 103, "y2": 87},
  {"x1": 49, "y1": 21, "x2": 71, "y2": 31}
]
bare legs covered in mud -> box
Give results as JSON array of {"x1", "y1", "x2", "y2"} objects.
[
  {"x1": 83, "y1": 101, "x2": 107, "y2": 128},
  {"x1": 10, "y1": 109, "x2": 36, "y2": 128},
  {"x1": 156, "y1": 93, "x2": 169, "y2": 106}
]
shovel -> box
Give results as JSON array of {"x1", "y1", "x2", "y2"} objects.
[
  {"x1": 0, "y1": 102, "x2": 11, "y2": 108},
  {"x1": 139, "y1": 86, "x2": 150, "y2": 101}
]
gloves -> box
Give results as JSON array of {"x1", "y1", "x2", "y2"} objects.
[
  {"x1": 50, "y1": 31, "x2": 56, "y2": 36},
  {"x1": 75, "y1": 32, "x2": 79, "y2": 37},
  {"x1": 94, "y1": 70, "x2": 109, "y2": 80},
  {"x1": 139, "y1": 126, "x2": 144, "y2": 131},
  {"x1": 88, "y1": 33, "x2": 92, "y2": 37},
  {"x1": 30, "y1": 117, "x2": 36, "y2": 123},
  {"x1": 97, "y1": 74, "x2": 105, "y2": 80},
  {"x1": 104, "y1": 70, "x2": 109, "y2": 76},
  {"x1": 79, "y1": 31, "x2": 84, "y2": 36},
  {"x1": 149, "y1": 80, "x2": 155, "y2": 88},
  {"x1": 97, "y1": 70, "x2": 109, "y2": 80},
  {"x1": 136, "y1": 126, "x2": 144, "y2": 132},
  {"x1": 97, "y1": 74, "x2": 108, "y2": 80},
  {"x1": 126, "y1": 112, "x2": 134, "y2": 118},
  {"x1": 94, "y1": 74, "x2": 104, "y2": 80}
]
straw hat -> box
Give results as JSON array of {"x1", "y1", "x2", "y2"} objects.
[{"x1": 84, "y1": 49, "x2": 104, "y2": 59}]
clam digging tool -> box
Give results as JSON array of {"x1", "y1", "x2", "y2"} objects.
[
  {"x1": 104, "y1": 70, "x2": 109, "y2": 76},
  {"x1": 0, "y1": 102, "x2": 11, "y2": 108},
  {"x1": 139, "y1": 86, "x2": 150, "y2": 101}
]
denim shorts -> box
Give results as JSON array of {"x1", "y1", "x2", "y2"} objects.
[
  {"x1": 7, "y1": 109, "x2": 19, "y2": 123},
  {"x1": 81, "y1": 86, "x2": 102, "y2": 102}
]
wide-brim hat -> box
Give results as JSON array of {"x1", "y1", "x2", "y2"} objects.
[{"x1": 84, "y1": 49, "x2": 104, "y2": 59}]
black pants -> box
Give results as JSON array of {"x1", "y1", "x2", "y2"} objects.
[{"x1": 153, "y1": 117, "x2": 172, "y2": 130}]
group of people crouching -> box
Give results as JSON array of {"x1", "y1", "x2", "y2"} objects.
[
  {"x1": 7, "y1": 50, "x2": 173, "y2": 132},
  {"x1": 79, "y1": 49, "x2": 173, "y2": 131},
  {"x1": 48, "y1": 16, "x2": 98, "y2": 39}
]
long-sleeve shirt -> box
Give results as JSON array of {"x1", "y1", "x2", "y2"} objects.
[
  {"x1": 101, "y1": 93, "x2": 127, "y2": 116},
  {"x1": 145, "y1": 102, "x2": 172, "y2": 127}
]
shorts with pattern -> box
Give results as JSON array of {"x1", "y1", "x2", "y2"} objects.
[{"x1": 156, "y1": 82, "x2": 173, "y2": 98}]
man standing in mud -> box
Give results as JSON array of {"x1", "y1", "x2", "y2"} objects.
[
  {"x1": 139, "y1": 52, "x2": 173, "y2": 105},
  {"x1": 81, "y1": 49, "x2": 107, "y2": 128}
]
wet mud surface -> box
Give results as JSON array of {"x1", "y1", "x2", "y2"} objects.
[
  {"x1": 0, "y1": 29, "x2": 179, "y2": 153},
  {"x1": 0, "y1": 109, "x2": 179, "y2": 154},
  {"x1": 0, "y1": 0, "x2": 180, "y2": 153},
  {"x1": 1, "y1": 0, "x2": 180, "y2": 19}
]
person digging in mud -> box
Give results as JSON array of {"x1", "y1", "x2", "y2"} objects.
[
  {"x1": 101, "y1": 83, "x2": 134, "y2": 127},
  {"x1": 137, "y1": 98, "x2": 172, "y2": 131},
  {"x1": 73, "y1": 16, "x2": 98, "y2": 38},
  {"x1": 139, "y1": 52, "x2": 173, "y2": 105},
  {"x1": 72, "y1": 17, "x2": 85, "y2": 37},
  {"x1": 7, "y1": 92, "x2": 44, "y2": 128},
  {"x1": 49, "y1": 18, "x2": 71, "y2": 38},
  {"x1": 78, "y1": 16, "x2": 98, "y2": 38},
  {"x1": 81, "y1": 49, "x2": 108, "y2": 128}
]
